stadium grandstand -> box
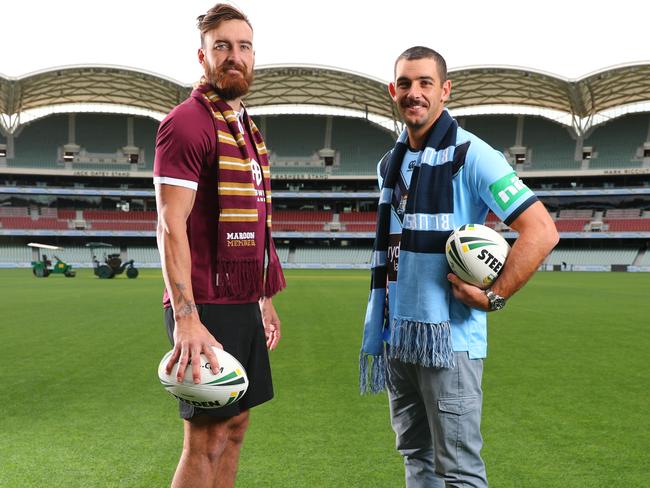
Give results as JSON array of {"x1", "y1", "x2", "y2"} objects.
[{"x1": 1, "y1": 63, "x2": 650, "y2": 271}]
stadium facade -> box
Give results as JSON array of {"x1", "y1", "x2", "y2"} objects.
[{"x1": 1, "y1": 63, "x2": 649, "y2": 271}]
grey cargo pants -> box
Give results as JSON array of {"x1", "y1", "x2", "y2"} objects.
[{"x1": 387, "y1": 352, "x2": 488, "y2": 488}]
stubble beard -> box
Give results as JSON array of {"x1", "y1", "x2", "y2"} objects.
[
  {"x1": 401, "y1": 110, "x2": 429, "y2": 132},
  {"x1": 400, "y1": 99, "x2": 429, "y2": 130},
  {"x1": 400, "y1": 98, "x2": 434, "y2": 132}
]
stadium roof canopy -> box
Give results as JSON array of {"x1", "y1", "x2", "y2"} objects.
[{"x1": 1, "y1": 62, "x2": 649, "y2": 135}]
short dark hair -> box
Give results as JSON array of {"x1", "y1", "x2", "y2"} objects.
[
  {"x1": 197, "y1": 3, "x2": 252, "y2": 47},
  {"x1": 394, "y1": 46, "x2": 447, "y2": 83}
]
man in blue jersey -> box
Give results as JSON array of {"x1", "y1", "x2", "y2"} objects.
[{"x1": 360, "y1": 46, "x2": 559, "y2": 487}]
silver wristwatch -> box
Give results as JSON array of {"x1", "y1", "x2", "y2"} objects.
[{"x1": 485, "y1": 288, "x2": 506, "y2": 311}]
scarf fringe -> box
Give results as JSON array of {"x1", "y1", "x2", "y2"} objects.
[
  {"x1": 215, "y1": 259, "x2": 262, "y2": 299},
  {"x1": 359, "y1": 352, "x2": 386, "y2": 394},
  {"x1": 388, "y1": 319, "x2": 455, "y2": 368}
]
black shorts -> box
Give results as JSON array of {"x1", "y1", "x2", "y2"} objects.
[{"x1": 164, "y1": 303, "x2": 274, "y2": 419}]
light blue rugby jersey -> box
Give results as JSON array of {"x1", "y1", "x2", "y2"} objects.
[{"x1": 379, "y1": 124, "x2": 537, "y2": 359}]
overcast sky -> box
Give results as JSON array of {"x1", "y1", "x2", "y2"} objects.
[{"x1": 2, "y1": 0, "x2": 648, "y2": 84}]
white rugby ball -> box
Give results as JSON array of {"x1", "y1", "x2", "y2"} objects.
[
  {"x1": 158, "y1": 346, "x2": 248, "y2": 409},
  {"x1": 445, "y1": 223, "x2": 511, "y2": 289}
]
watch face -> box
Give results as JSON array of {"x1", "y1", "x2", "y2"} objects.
[
  {"x1": 486, "y1": 290, "x2": 506, "y2": 311},
  {"x1": 492, "y1": 297, "x2": 505, "y2": 310}
]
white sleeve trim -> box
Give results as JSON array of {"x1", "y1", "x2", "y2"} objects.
[{"x1": 153, "y1": 176, "x2": 198, "y2": 191}]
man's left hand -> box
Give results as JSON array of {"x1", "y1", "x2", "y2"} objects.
[
  {"x1": 447, "y1": 273, "x2": 490, "y2": 311},
  {"x1": 260, "y1": 298, "x2": 281, "y2": 350}
]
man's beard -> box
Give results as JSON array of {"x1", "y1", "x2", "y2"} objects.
[
  {"x1": 399, "y1": 97, "x2": 430, "y2": 130},
  {"x1": 206, "y1": 61, "x2": 254, "y2": 100}
]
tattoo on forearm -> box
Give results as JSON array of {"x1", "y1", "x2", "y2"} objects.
[
  {"x1": 177, "y1": 301, "x2": 197, "y2": 317},
  {"x1": 174, "y1": 282, "x2": 197, "y2": 317}
]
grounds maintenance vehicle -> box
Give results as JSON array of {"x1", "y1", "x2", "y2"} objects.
[
  {"x1": 86, "y1": 242, "x2": 139, "y2": 279},
  {"x1": 28, "y1": 243, "x2": 76, "y2": 278}
]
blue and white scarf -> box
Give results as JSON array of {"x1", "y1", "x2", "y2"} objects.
[{"x1": 360, "y1": 110, "x2": 459, "y2": 394}]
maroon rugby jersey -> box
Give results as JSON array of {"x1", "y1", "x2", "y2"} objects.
[{"x1": 154, "y1": 97, "x2": 267, "y2": 306}]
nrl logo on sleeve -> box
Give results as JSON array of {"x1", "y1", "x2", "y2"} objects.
[{"x1": 489, "y1": 172, "x2": 530, "y2": 211}]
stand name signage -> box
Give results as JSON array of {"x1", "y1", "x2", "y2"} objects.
[{"x1": 72, "y1": 170, "x2": 132, "y2": 177}]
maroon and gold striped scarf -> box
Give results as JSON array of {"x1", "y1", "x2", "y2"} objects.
[{"x1": 193, "y1": 81, "x2": 285, "y2": 299}]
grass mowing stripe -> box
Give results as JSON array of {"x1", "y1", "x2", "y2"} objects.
[{"x1": 0, "y1": 269, "x2": 648, "y2": 487}]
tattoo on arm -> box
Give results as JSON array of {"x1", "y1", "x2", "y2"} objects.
[
  {"x1": 177, "y1": 300, "x2": 197, "y2": 317},
  {"x1": 174, "y1": 282, "x2": 197, "y2": 317}
]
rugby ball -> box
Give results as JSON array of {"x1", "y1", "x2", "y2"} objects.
[
  {"x1": 445, "y1": 223, "x2": 510, "y2": 289},
  {"x1": 158, "y1": 346, "x2": 248, "y2": 409}
]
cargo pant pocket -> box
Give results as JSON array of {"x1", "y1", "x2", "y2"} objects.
[
  {"x1": 434, "y1": 395, "x2": 484, "y2": 481},
  {"x1": 438, "y1": 395, "x2": 480, "y2": 416}
]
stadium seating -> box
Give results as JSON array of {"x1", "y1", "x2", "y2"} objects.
[
  {"x1": 259, "y1": 115, "x2": 393, "y2": 176},
  {"x1": 9, "y1": 113, "x2": 157, "y2": 170},
  {"x1": 330, "y1": 117, "x2": 394, "y2": 175},
  {"x1": 0, "y1": 206, "x2": 29, "y2": 217},
  {"x1": 84, "y1": 210, "x2": 157, "y2": 221},
  {"x1": 11, "y1": 115, "x2": 68, "y2": 168},
  {"x1": 82, "y1": 209, "x2": 157, "y2": 231},
  {"x1": 0, "y1": 216, "x2": 68, "y2": 229},
  {"x1": 293, "y1": 247, "x2": 372, "y2": 264},
  {"x1": 269, "y1": 166, "x2": 328, "y2": 177},
  {"x1": 274, "y1": 210, "x2": 332, "y2": 221},
  {"x1": 2, "y1": 110, "x2": 649, "y2": 271},
  {"x1": 134, "y1": 117, "x2": 158, "y2": 170},
  {"x1": 522, "y1": 116, "x2": 578, "y2": 170},
  {"x1": 637, "y1": 251, "x2": 650, "y2": 266},
  {"x1": 124, "y1": 247, "x2": 161, "y2": 264},
  {"x1": 61, "y1": 245, "x2": 120, "y2": 264},
  {"x1": 272, "y1": 210, "x2": 333, "y2": 232},
  {"x1": 603, "y1": 208, "x2": 650, "y2": 232},
  {"x1": 546, "y1": 248, "x2": 639, "y2": 266},
  {"x1": 0, "y1": 244, "x2": 371, "y2": 267},
  {"x1": 0, "y1": 207, "x2": 159, "y2": 231},
  {"x1": 275, "y1": 247, "x2": 290, "y2": 262},
  {"x1": 552, "y1": 220, "x2": 588, "y2": 232},
  {"x1": 585, "y1": 113, "x2": 647, "y2": 168},
  {"x1": 264, "y1": 115, "x2": 326, "y2": 158},
  {"x1": 89, "y1": 221, "x2": 156, "y2": 231},
  {"x1": 557, "y1": 209, "x2": 593, "y2": 219},
  {"x1": 604, "y1": 218, "x2": 650, "y2": 232},
  {"x1": 604, "y1": 208, "x2": 641, "y2": 219},
  {"x1": 339, "y1": 223, "x2": 372, "y2": 232},
  {"x1": 339, "y1": 211, "x2": 376, "y2": 231},
  {"x1": 0, "y1": 245, "x2": 120, "y2": 266},
  {"x1": 551, "y1": 210, "x2": 593, "y2": 232},
  {"x1": 40, "y1": 207, "x2": 58, "y2": 218},
  {"x1": 338, "y1": 211, "x2": 377, "y2": 222},
  {"x1": 0, "y1": 245, "x2": 32, "y2": 264},
  {"x1": 461, "y1": 115, "x2": 517, "y2": 155},
  {"x1": 57, "y1": 209, "x2": 77, "y2": 219},
  {"x1": 77, "y1": 114, "x2": 125, "y2": 153},
  {"x1": 5, "y1": 204, "x2": 650, "y2": 235}
]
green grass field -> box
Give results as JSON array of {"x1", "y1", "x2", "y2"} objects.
[{"x1": 0, "y1": 269, "x2": 648, "y2": 487}]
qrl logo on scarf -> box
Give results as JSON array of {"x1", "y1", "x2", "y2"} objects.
[
  {"x1": 489, "y1": 172, "x2": 529, "y2": 211},
  {"x1": 251, "y1": 159, "x2": 263, "y2": 186}
]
